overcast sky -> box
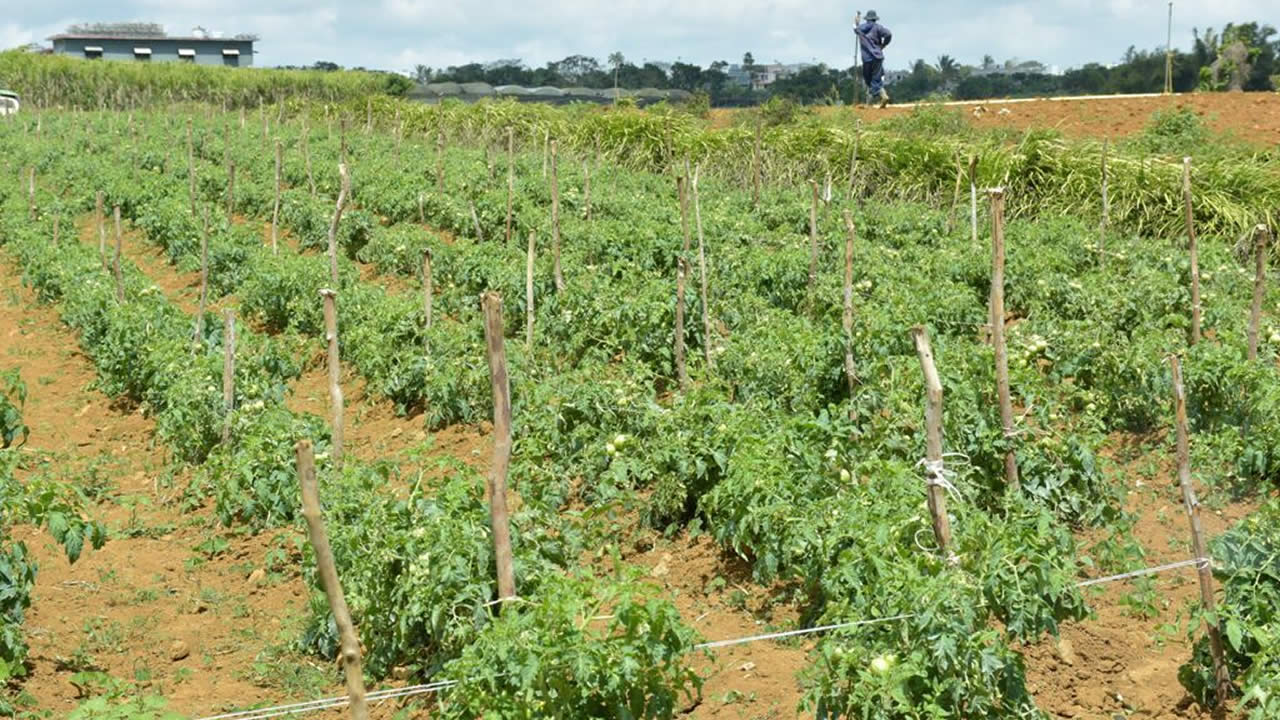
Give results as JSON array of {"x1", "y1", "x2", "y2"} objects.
[{"x1": 2, "y1": 2, "x2": 1272, "y2": 75}]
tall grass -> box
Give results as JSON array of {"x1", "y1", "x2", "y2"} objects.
[
  {"x1": 0, "y1": 51, "x2": 399, "y2": 109},
  {"x1": 352, "y1": 98, "x2": 1279, "y2": 240}
]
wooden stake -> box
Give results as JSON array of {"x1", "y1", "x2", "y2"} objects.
[
  {"x1": 968, "y1": 156, "x2": 979, "y2": 246},
  {"x1": 271, "y1": 141, "x2": 283, "y2": 254},
  {"x1": 807, "y1": 179, "x2": 820, "y2": 313},
  {"x1": 96, "y1": 191, "x2": 107, "y2": 272},
  {"x1": 418, "y1": 192, "x2": 425, "y2": 224},
  {"x1": 196, "y1": 209, "x2": 209, "y2": 346},
  {"x1": 327, "y1": 163, "x2": 351, "y2": 286},
  {"x1": 550, "y1": 140, "x2": 565, "y2": 292},
  {"x1": 947, "y1": 154, "x2": 963, "y2": 234},
  {"x1": 841, "y1": 211, "x2": 857, "y2": 395},
  {"x1": 1099, "y1": 137, "x2": 1110, "y2": 244},
  {"x1": 320, "y1": 289, "x2": 344, "y2": 466},
  {"x1": 691, "y1": 162, "x2": 713, "y2": 370},
  {"x1": 221, "y1": 309, "x2": 236, "y2": 442},
  {"x1": 112, "y1": 206, "x2": 124, "y2": 303},
  {"x1": 989, "y1": 189, "x2": 1020, "y2": 493},
  {"x1": 847, "y1": 121, "x2": 860, "y2": 196},
  {"x1": 583, "y1": 161, "x2": 592, "y2": 223},
  {"x1": 911, "y1": 326, "x2": 951, "y2": 552},
  {"x1": 526, "y1": 230, "x2": 536, "y2": 349},
  {"x1": 226, "y1": 159, "x2": 236, "y2": 222},
  {"x1": 505, "y1": 128, "x2": 514, "y2": 244},
  {"x1": 435, "y1": 131, "x2": 445, "y2": 193},
  {"x1": 52, "y1": 215, "x2": 59, "y2": 246},
  {"x1": 1247, "y1": 224, "x2": 1270, "y2": 362},
  {"x1": 541, "y1": 128, "x2": 549, "y2": 179},
  {"x1": 302, "y1": 116, "x2": 317, "y2": 198},
  {"x1": 187, "y1": 118, "x2": 196, "y2": 215},
  {"x1": 751, "y1": 121, "x2": 762, "y2": 208},
  {"x1": 468, "y1": 190, "x2": 485, "y2": 242},
  {"x1": 1183, "y1": 158, "x2": 1203, "y2": 346},
  {"x1": 1170, "y1": 355, "x2": 1231, "y2": 707},
  {"x1": 421, "y1": 250, "x2": 433, "y2": 354},
  {"x1": 480, "y1": 292, "x2": 517, "y2": 604},
  {"x1": 675, "y1": 176, "x2": 692, "y2": 390},
  {"x1": 365, "y1": 97, "x2": 372, "y2": 133},
  {"x1": 26, "y1": 167, "x2": 35, "y2": 221},
  {"x1": 295, "y1": 440, "x2": 369, "y2": 720}
]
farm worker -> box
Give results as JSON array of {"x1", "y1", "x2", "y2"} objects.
[{"x1": 854, "y1": 10, "x2": 892, "y2": 108}]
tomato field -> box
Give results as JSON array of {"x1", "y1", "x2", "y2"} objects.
[{"x1": 0, "y1": 96, "x2": 1278, "y2": 720}]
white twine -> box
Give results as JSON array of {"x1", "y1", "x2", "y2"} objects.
[
  {"x1": 1075, "y1": 557, "x2": 1211, "y2": 588},
  {"x1": 195, "y1": 552, "x2": 1221, "y2": 720},
  {"x1": 917, "y1": 455, "x2": 966, "y2": 499}
]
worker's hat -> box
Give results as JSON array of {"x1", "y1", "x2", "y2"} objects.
[{"x1": 865, "y1": 10, "x2": 879, "y2": 20}]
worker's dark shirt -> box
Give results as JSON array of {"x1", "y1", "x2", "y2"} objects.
[{"x1": 856, "y1": 21, "x2": 892, "y2": 61}]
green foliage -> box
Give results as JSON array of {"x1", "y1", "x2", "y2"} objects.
[
  {"x1": 441, "y1": 575, "x2": 703, "y2": 719},
  {"x1": 1138, "y1": 107, "x2": 1212, "y2": 156},
  {"x1": 0, "y1": 369, "x2": 29, "y2": 448},
  {"x1": 1180, "y1": 499, "x2": 1280, "y2": 717}
]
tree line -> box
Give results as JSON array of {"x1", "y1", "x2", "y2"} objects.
[{"x1": 410, "y1": 21, "x2": 1277, "y2": 106}]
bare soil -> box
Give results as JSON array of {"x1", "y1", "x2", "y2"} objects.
[{"x1": 714, "y1": 92, "x2": 1280, "y2": 147}]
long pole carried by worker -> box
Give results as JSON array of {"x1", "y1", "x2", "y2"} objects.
[{"x1": 853, "y1": 11, "x2": 864, "y2": 106}]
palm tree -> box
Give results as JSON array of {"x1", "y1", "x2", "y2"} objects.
[
  {"x1": 937, "y1": 55, "x2": 958, "y2": 80},
  {"x1": 608, "y1": 52, "x2": 625, "y2": 101}
]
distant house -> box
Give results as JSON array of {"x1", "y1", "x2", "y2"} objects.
[
  {"x1": 48, "y1": 23, "x2": 256, "y2": 67},
  {"x1": 725, "y1": 62, "x2": 813, "y2": 90}
]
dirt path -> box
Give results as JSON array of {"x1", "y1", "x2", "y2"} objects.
[
  {"x1": 1021, "y1": 440, "x2": 1265, "y2": 719},
  {"x1": 713, "y1": 92, "x2": 1280, "y2": 146},
  {"x1": 0, "y1": 249, "x2": 317, "y2": 716}
]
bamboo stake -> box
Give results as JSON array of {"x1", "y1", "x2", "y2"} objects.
[
  {"x1": 26, "y1": 167, "x2": 35, "y2": 221},
  {"x1": 1169, "y1": 355, "x2": 1231, "y2": 707},
  {"x1": 52, "y1": 215, "x2": 59, "y2": 246},
  {"x1": 989, "y1": 189, "x2": 1020, "y2": 493},
  {"x1": 480, "y1": 292, "x2": 517, "y2": 604},
  {"x1": 1183, "y1": 158, "x2": 1203, "y2": 346},
  {"x1": 196, "y1": 209, "x2": 209, "y2": 345},
  {"x1": 550, "y1": 140, "x2": 565, "y2": 292},
  {"x1": 295, "y1": 440, "x2": 369, "y2": 720},
  {"x1": 807, "y1": 180, "x2": 820, "y2": 313},
  {"x1": 911, "y1": 326, "x2": 951, "y2": 552},
  {"x1": 272, "y1": 141, "x2": 282, "y2": 254},
  {"x1": 505, "y1": 128, "x2": 514, "y2": 244},
  {"x1": 112, "y1": 206, "x2": 124, "y2": 303},
  {"x1": 221, "y1": 309, "x2": 236, "y2": 442},
  {"x1": 96, "y1": 191, "x2": 107, "y2": 272},
  {"x1": 691, "y1": 163, "x2": 713, "y2": 370},
  {"x1": 841, "y1": 211, "x2": 857, "y2": 395},
  {"x1": 526, "y1": 230, "x2": 536, "y2": 349},
  {"x1": 418, "y1": 192, "x2": 425, "y2": 225},
  {"x1": 320, "y1": 289, "x2": 344, "y2": 466},
  {"x1": 675, "y1": 176, "x2": 692, "y2": 390},
  {"x1": 327, "y1": 163, "x2": 351, "y2": 286},
  {"x1": 1247, "y1": 225, "x2": 1270, "y2": 362}
]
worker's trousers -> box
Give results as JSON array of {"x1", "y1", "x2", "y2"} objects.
[{"x1": 862, "y1": 58, "x2": 885, "y2": 98}]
